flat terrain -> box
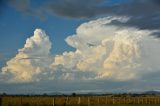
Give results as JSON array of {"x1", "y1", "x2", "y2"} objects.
[{"x1": 1, "y1": 95, "x2": 160, "y2": 106}]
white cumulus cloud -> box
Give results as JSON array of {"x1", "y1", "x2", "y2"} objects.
[
  {"x1": 1, "y1": 16, "x2": 160, "y2": 83},
  {"x1": 1, "y1": 29, "x2": 53, "y2": 82},
  {"x1": 52, "y1": 16, "x2": 160, "y2": 81}
]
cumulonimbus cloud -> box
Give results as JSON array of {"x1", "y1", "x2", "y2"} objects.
[
  {"x1": 1, "y1": 16, "x2": 160, "y2": 83},
  {"x1": 1, "y1": 29, "x2": 53, "y2": 82}
]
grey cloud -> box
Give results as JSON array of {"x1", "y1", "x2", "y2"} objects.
[
  {"x1": 46, "y1": 0, "x2": 160, "y2": 30},
  {"x1": 106, "y1": 0, "x2": 160, "y2": 29},
  {"x1": 45, "y1": 0, "x2": 107, "y2": 19},
  {"x1": 152, "y1": 32, "x2": 160, "y2": 38},
  {"x1": 6, "y1": 0, "x2": 44, "y2": 19},
  {"x1": 5, "y1": 0, "x2": 160, "y2": 30},
  {"x1": 8, "y1": 0, "x2": 30, "y2": 11}
]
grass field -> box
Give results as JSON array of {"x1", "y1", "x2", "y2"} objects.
[{"x1": 1, "y1": 96, "x2": 160, "y2": 106}]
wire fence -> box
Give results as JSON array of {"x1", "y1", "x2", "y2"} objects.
[{"x1": 1, "y1": 96, "x2": 160, "y2": 106}]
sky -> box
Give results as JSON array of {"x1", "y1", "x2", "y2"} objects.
[{"x1": 0, "y1": 0, "x2": 160, "y2": 94}]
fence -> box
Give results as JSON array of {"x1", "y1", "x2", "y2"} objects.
[{"x1": 1, "y1": 96, "x2": 160, "y2": 106}]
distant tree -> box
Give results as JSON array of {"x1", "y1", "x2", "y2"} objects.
[
  {"x1": 43, "y1": 93, "x2": 48, "y2": 96},
  {"x1": 72, "y1": 93, "x2": 76, "y2": 96},
  {"x1": 2, "y1": 92, "x2": 7, "y2": 96}
]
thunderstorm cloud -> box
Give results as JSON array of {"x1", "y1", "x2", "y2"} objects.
[{"x1": 1, "y1": 16, "x2": 160, "y2": 83}]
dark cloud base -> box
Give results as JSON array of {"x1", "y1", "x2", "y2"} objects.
[{"x1": 4, "y1": 0, "x2": 160, "y2": 31}]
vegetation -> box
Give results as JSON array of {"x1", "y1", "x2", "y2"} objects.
[{"x1": 1, "y1": 95, "x2": 160, "y2": 106}]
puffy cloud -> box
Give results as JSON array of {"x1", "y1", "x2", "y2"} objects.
[
  {"x1": 1, "y1": 29, "x2": 52, "y2": 82},
  {"x1": 1, "y1": 16, "x2": 160, "y2": 83},
  {"x1": 51, "y1": 16, "x2": 160, "y2": 81}
]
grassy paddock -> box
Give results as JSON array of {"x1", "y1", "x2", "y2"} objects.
[{"x1": 1, "y1": 96, "x2": 160, "y2": 106}]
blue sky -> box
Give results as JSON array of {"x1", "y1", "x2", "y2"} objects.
[
  {"x1": 0, "y1": 1, "x2": 85, "y2": 68},
  {"x1": 0, "y1": 0, "x2": 160, "y2": 94},
  {"x1": 0, "y1": 0, "x2": 134, "y2": 56},
  {"x1": 0, "y1": 0, "x2": 129, "y2": 69},
  {"x1": 0, "y1": 1, "x2": 83, "y2": 55}
]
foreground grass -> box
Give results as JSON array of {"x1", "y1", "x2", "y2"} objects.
[
  {"x1": 93, "y1": 105, "x2": 160, "y2": 106},
  {"x1": 1, "y1": 96, "x2": 160, "y2": 106}
]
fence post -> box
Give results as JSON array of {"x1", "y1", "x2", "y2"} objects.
[
  {"x1": 145, "y1": 97, "x2": 147, "y2": 104},
  {"x1": 53, "y1": 97, "x2": 55, "y2": 106},
  {"x1": 137, "y1": 97, "x2": 139, "y2": 104},
  {"x1": 78, "y1": 97, "x2": 81, "y2": 106},
  {"x1": 65, "y1": 97, "x2": 69, "y2": 106},
  {"x1": 88, "y1": 97, "x2": 90, "y2": 106},
  {"x1": 154, "y1": 97, "x2": 156, "y2": 104},
  {"x1": 97, "y1": 97, "x2": 99, "y2": 106}
]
